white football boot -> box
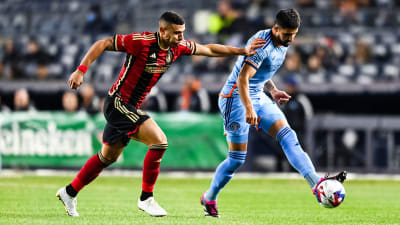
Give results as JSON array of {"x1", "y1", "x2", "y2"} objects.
[
  {"x1": 138, "y1": 197, "x2": 167, "y2": 217},
  {"x1": 56, "y1": 187, "x2": 79, "y2": 217}
]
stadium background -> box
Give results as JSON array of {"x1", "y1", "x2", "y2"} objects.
[{"x1": 1, "y1": 0, "x2": 400, "y2": 174}]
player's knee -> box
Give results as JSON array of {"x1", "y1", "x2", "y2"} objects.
[
  {"x1": 156, "y1": 132, "x2": 167, "y2": 145},
  {"x1": 97, "y1": 151, "x2": 116, "y2": 167}
]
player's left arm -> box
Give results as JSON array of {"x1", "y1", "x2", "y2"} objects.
[
  {"x1": 194, "y1": 38, "x2": 265, "y2": 57},
  {"x1": 265, "y1": 80, "x2": 291, "y2": 104}
]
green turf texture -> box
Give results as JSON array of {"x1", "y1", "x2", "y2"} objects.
[{"x1": 0, "y1": 176, "x2": 399, "y2": 225}]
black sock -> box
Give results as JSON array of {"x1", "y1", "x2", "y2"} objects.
[
  {"x1": 140, "y1": 191, "x2": 153, "y2": 201},
  {"x1": 66, "y1": 184, "x2": 78, "y2": 197}
]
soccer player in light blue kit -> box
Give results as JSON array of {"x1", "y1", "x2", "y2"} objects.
[{"x1": 201, "y1": 9, "x2": 346, "y2": 217}]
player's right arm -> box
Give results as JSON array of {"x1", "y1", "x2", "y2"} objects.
[
  {"x1": 194, "y1": 38, "x2": 265, "y2": 57},
  {"x1": 68, "y1": 37, "x2": 115, "y2": 89},
  {"x1": 237, "y1": 63, "x2": 258, "y2": 126}
]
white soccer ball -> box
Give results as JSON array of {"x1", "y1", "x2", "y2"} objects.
[{"x1": 315, "y1": 179, "x2": 346, "y2": 208}]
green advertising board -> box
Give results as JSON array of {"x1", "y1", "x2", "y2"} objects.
[{"x1": 0, "y1": 112, "x2": 228, "y2": 169}]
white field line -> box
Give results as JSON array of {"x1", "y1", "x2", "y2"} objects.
[{"x1": 1, "y1": 169, "x2": 400, "y2": 181}]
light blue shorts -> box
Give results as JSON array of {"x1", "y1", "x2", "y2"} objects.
[{"x1": 219, "y1": 93, "x2": 286, "y2": 143}]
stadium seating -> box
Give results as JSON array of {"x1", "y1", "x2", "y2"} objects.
[{"x1": 0, "y1": 0, "x2": 400, "y2": 94}]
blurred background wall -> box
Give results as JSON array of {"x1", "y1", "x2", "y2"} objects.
[{"x1": 1, "y1": 0, "x2": 400, "y2": 173}]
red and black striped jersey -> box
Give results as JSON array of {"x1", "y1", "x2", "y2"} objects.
[{"x1": 108, "y1": 31, "x2": 196, "y2": 108}]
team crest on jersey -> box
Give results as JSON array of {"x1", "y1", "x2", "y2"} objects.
[
  {"x1": 166, "y1": 52, "x2": 172, "y2": 64},
  {"x1": 228, "y1": 122, "x2": 240, "y2": 131}
]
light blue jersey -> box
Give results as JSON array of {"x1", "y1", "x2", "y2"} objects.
[
  {"x1": 220, "y1": 29, "x2": 288, "y2": 98},
  {"x1": 219, "y1": 29, "x2": 289, "y2": 143}
]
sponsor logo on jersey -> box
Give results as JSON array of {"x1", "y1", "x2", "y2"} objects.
[{"x1": 144, "y1": 64, "x2": 169, "y2": 74}]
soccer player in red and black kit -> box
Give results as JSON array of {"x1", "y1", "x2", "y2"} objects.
[{"x1": 56, "y1": 11, "x2": 265, "y2": 217}]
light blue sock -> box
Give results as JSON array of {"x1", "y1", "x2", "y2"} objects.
[
  {"x1": 276, "y1": 126, "x2": 321, "y2": 188},
  {"x1": 305, "y1": 173, "x2": 321, "y2": 188},
  {"x1": 205, "y1": 151, "x2": 246, "y2": 201}
]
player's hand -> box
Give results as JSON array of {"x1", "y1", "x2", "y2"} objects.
[
  {"x1": 68, "y1": 70, "x2": 84, "y2": 89},
  {"x1": 245, "y1": 108, "x2": 258, "y2": 126},
  {"x1": 244, "y1": 38, "x2": 266, "y2": 56},
  {"x1": 271, "y1": 89, "x2": 291, "y2": 104}
]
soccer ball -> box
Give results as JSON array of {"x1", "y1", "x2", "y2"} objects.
[{"x1": 315, "y1": 179, "x2": 346, "y2": 208}]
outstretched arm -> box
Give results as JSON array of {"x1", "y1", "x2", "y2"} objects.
[
  {"x1": 237, "y1": 64, "x2": 258, "y2": 125},
  {"x1": 194, "y1": 38, "x2": 265, "y2": 57},
  {"x1": 265, "y1": 80, "x2": 291, "y2": 104},
  {"x1": 68, "y1": 37, "x2": 115, "y2": 89}
]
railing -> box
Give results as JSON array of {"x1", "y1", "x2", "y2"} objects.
[{"x1": 306, "y1": 115, "x2": 400, "y2": 173}]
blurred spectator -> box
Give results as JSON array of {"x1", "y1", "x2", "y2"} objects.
[
  {"x1": 296, "y1": 0, "x2": 316, "y2": 8},
  {"x1": 208, "y1": 0, "x2": 236, "y2": 36},
  {"x1": 13, "y1": 88, "x2": 36, "y2": 111},
  {"x1": 306, "y1": 54, "x2": 325, "y2": 73},
  {"x1": 79, "y1": 83, "x2": 100, "y2": 115},
  {"x1": 84, "y1": 4, "x2": 114, "y2": 34},
  {"x1": 62, "y1": 91, "x2": 79, "y2": 113},
  {"x1": 24, "y1": 40, "x2": 52, "y2": 79},
  {"x1": 314, "y1": 45, "x2": 338, "y2": 71},
  {"x1": 335, "y1": 0, "x2": 358, "y2": 23},
  {"x1": 280, "y1": 52, "x2": 303, "y2": 76},
  {"x1": 334, "y1": 0, "x2": 372, "y2": 24},
  {"x1": 220, "y1": 1, "x2": 257, "y2": 41},
  {"x1": 351, "y1": 40, "x2": 372, "y2": 64},
  {"x1": 0, "y1": 40, "x2": 24, "y2": 79},
  {"x1": 207, "y1": 1, "x2": 258, "y2": 74},
  {"x1": 212, "y1": 1, "x2": 259, "y2": 44},
  {"x1": 0, "y1": 96, "x2": 11, "y2": 112},
  {"x1": 141, "y1": 87, "x2": 168, "y2": 112},
  {"x1": 178, "y1": 75, "x2": 210, "y2": 112},
  {"x1": 280, "y1": 76, "x2": 313, "y2": 145}
]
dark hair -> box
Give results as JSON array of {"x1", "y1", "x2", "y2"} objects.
[
  {"x1": 159, "y1": 11, "x2": 185, "y2": 25},
  {"x1": 275, "y1": 8, "x2": 301, "y2": 29}
]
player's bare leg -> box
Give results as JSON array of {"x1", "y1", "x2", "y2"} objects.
[
  {"x1": 131, "y1": 118, "x2": 168, "y2": 217},
  {"x1": 56, "y1": 141, "x2": 125, "y2": 216},
  {"x1": 267, "y1": 118, "x2": 289, "y2": 138}
]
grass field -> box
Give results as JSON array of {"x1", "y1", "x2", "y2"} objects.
[{"x1": 0, "y1": 175, "x2": 399, "y2": 225}]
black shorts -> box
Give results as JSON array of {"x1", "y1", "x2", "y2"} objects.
[{"x1": 102, "y1": 95, "x2": 150, "y2": 146}]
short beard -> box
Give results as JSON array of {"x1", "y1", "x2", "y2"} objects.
[{"x1": 278, "y1": 38, "x2": 290, "y2": 47}]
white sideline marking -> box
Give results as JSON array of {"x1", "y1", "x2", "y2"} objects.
[{"x1": 1, "y1": 169, "x2": 400, "y2": 180}]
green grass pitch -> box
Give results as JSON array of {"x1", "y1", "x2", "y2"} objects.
[{"x1": 0, "y1": 176, "x2": 399, "y2": 225}]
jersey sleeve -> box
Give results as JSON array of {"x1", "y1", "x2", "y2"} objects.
[
  {"x1": 177, "y1": 40, "x2": 197, "y2": 56},
  {"x1": 243, "y1": 31, "x2": 269, "y2": 70},
  {"x1": 243, "y1": 46, "x2": 268, "y2": 70},
  {"x1": 113, "y1": 33, "x2": 143, "y2": 55}
]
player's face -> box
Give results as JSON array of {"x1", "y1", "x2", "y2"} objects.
[
  {"x1": 274, "y1": 25, "x2": 298, "y2": 47},
  {"x1": 162, "y1": 23, "x2": 185, "y2": 47}
]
